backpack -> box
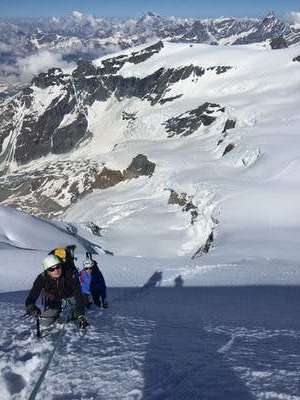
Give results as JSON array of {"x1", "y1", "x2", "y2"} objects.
[{"x1": 49, "y1": 245, "x2": 78, "y2": 274}]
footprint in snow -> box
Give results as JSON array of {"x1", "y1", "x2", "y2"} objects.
[{"x1": 2, "y1": 368, "x2": 26, "y2": 395}]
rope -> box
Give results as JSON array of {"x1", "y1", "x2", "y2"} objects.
[
  {"x1": 27, "y1": 300, "x2": 73, "y2": 400},
  {"x1": 28, "y1": 324, "x2": 65, "y2": 400}
]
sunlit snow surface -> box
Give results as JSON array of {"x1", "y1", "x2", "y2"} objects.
[{"x1": 65, "y1": 42, "x2": 300, "y2": 261}]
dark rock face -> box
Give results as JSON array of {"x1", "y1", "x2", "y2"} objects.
[
  {"x1": 167, "y1": 187, "x2": 217, "y2": 259},
  {"x1": 123, "y1": 154, "x2": 156, "y2": 179},
  {"x1": 97, "y1": 41, "x2": 164, "y2": 75},
  {"x1": 21, "y1": 87, "x2": 34, "y2": 108},
  {"x1": 234, "y1": 12, "x2": 290, "y2": 45},
  {"x1": 270, "y1": 37, "x2": 288, "y2": 49},
  {"x1": 122, "y1": 111, "x2": 137, "y2": 121},
  {"x1": 222, "y1": 119, "x2": 236, "y2": 133},
  {"x1": 159, "y1": 94, "x2": 183, "y2": 105},
  {"x1": 73, "y1": 61, "x2": 231, "y2": 107},
  {"x1": 168, "y1": 190, "x2": 187, "y2": 207},
  {"x1": 287, "y1": 28, "x2": 300, "y2": 46},
  {"x1": 293, "y1": 55, "x2": 300, "y2": 62},
  {"x1": 192, "y1": 231, "x2": 214, "y2": 259},
  {"x1": 127, "y1": 40, "x2": 164, "y2": 64},
  {"x1": 164, "y1": 103, "x2": 224, "y2": 138},
  {"x1": 15, "y1": 87, "x2": 77, "y2": 164},
  {"x1": 93, "y1": 167, "x2": 124, "y2": 189},
  {"x1": 0, "y1": 38, "x2": 232, "y2": 168},
  {"x1": 217, "y1": 119, "x2": 236, "y2": 146},
  {"x1": 222, "y1": 143, "x2": 235, "y2": 156},
  {"x1": 167, "y1": 189, "x2": 198, "y2": 225},
  {"x1": 213, "y1": 66, "x2": 232, "y2": 74},
  {"x1": 72, "y1": 60, "x2": 98, "y2": 78},
  {"x1": 0, "y1": 101, "x2": 16, "y2": 158},
  {"x1": 32, "y1": 68, "x2": 66, "y2": 89},
  {"x1": 171, "y1": 20, "x2": 212, "y2": 43},
  {"x1": 86, "y1": 221, "x2": 102, "y2": 237},
  {"x1": 52, "y1": 112, "x2": 88, "y2": 154},
  {"x1": 92, "y1": 154, "x2": 156, "y2": 191},
  {"x1": 208, "y1": 17, "x2": 256, "y2": 41}
]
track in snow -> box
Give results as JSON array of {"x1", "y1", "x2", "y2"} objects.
[{"x1": 0, "y1": 286, "x2": 300, "y2": 400}]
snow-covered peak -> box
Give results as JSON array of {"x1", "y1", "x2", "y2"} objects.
[
  {"x1": 142, "y1": 11, "x2": 160, "y2": 19},
  {"x1": 72, "y1": 10, "x2": 85, "y2": 20},
  {"x1": 1, "y1": 11, "x2": 300, "y2": 96},
  {"x1": 262, "y1": 10, "x2": 287, "y2": 30},
  {"x1": 265, "y1": 10, "x2": 277, "y2": 19}
]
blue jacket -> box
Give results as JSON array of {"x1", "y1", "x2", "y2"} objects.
[
  {"x1": 80, "y1": 261, "x2": 106, "y2": 299},
  {"x1": 80, "y1": 270, "x2": 92, "y2": 294}
]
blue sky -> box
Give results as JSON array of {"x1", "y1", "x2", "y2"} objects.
[{"x1": 0, "y1": 0, "x2": 299, "y2": 18}]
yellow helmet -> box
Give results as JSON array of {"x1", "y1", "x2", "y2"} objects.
[{"x1": 54, "y1": 247, "x2": 67, "y2": 261}]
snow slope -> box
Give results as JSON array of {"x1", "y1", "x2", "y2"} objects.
[
  {"x1": 0, "y1": 205, "x2": 99, "y2": 291},
  {"x1": 1, "y1": 39, "x2": 300, "y2": 400},
  {"x1": 1, "y1": 41, "x2": 300, "y2": 287},
  {"x1": 1, "y1": 286, "x2": 300, "y2": 400},
  {"x1": 63, "y1": 42, "x2": 300, "y2": 265}
]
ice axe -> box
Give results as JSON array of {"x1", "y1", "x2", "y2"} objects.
[{"x1": 36, "y1": 315, "x2": 41, "y2": 339}]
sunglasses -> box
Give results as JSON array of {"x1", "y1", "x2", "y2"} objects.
[
  {"x1": 84, "y1": 267, "x2": 92, "y2": 270},
  {"x1": 48, "y1": 265, "x2": 61, "y2": 272}
]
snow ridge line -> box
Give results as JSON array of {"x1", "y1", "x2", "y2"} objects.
[{"x1": 28, "y1": 324, "x2": 65, "y2": 400}]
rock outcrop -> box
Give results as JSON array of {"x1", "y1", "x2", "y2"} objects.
[
  {"x1": 270, "y1": 37, "x2": 288, "y2": 49},
  {"x1": 167, "y1": 189, "x2": 198, "y2": 225},
  {"x1": 0, "y1": 47, "x2": 232, "y2": 167},
  {"x1": 222, "y1": 143, "x2": 236, "y2": 157},
  {"x1": 123, "y1": 154, "x2": 156, "y2": 179},
  {"x1": 167, "y1": 188, "x2": 215, "y2": 257},
  {"x1": 192, "y1": 232, "x2": 214, "y2": 259},
  {"x1": 0, "y1": 154, "x2": 156, "y2": 218},
  {"x1": 164, "y1": 103, "x2": 225, "y2": 138}
]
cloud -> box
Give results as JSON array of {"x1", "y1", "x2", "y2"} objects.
[
  {"x1": 16, "y1": 50, "x2": 76, "y2": 82},
  {"x1": 0, "y1": 42, "x2": 121, "y2": 88},
  {"x1": 285, "y1": 11, "x2": 300, "y2": 25},
  {"x1": 0, "y1": 42, "x2": 13, "y2": 52}
]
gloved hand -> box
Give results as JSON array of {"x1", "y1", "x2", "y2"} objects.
[
  {"x1": 26, "y1": 304, "x2": 41, "y2": 317},
  {"x1": 77, "y1": 315, "x2": 89, "y2": 329}
]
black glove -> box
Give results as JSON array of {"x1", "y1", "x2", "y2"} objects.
[
  {"x1": 26, "y1": 304, "x2": 41, "y2": 317},
  {"x1": 77, "y1": 315, "x2": 89, "y2": 329}
]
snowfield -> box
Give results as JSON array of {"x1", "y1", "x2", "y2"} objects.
[
  {"x1": 1, "y1": 287, "x2": 300, "y2": 400},
  {"x1": 64, "y1": 41, "x2": 300, "y2": 264},
  {"x1": 1, "y1": 39, "x2": 300, "y2": 399}
]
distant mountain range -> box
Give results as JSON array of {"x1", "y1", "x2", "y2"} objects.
[
  {"x1": 0, "y1": 11, "x2": 299, "y2": 94},
  {"x1": 0, "y1": 35, "x2": 299, "y2": 258}
]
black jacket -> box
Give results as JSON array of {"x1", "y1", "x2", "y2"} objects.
[
  {"x1": 25, "y1": 265, "x2": 85, "y2": 315},
  {"x1": 91, "y1": 261, "x2": 107, "y2": 299}
]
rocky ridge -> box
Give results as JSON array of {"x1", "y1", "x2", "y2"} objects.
[
  {"x1": 1, "y1": 11, "x2": 299, "y2": 93},
  {"x1": 0, "y1": 154, "x2": 156, "y2": 218},
  {"x1": 0, "y1": 41, "x2": 234, "y2": 167},
  {"x1": 1, "y1": 39, "x2": 287, "y2": 259}
]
